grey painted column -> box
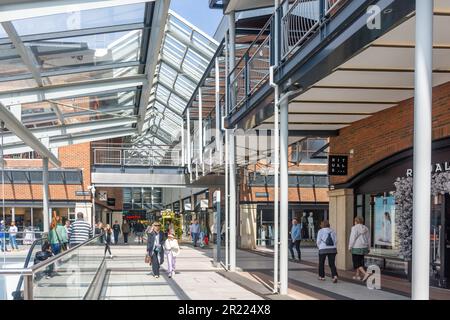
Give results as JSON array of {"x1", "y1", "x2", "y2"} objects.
[
  {"x1": 42, "y1": 157, "x2": 49, "y2": 233},
  {"x1": 228, "y1": 10, "x2": 237, "y2": 272},
  {"x1": 279, "y1": 97, "x2": 289, "y2": 295},
  {"x1": 412, "y1": 0, "x2": 433, "y2": 300}
]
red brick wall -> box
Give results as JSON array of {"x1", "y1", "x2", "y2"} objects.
[
  {"x1": 2, "y1": 143, "x2": 92, "y2": 201},
  {"x1": 95, "y1": 187, "x2": 123, "y2": 211},
  {"x1": 330, "y1": 81, "x2": 450, "y2": 185}
]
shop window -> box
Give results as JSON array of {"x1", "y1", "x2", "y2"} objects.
[
  {"x1": 291, "y1": 138, "x2": 328, "y2": 164},
  {"x1": 356, "y1": 192, "x2": 399, "y2": 259}
]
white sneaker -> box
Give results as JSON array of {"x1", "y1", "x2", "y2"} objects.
[{"x1": 109, "y1": 254, "x2": 113, "y2": 259}]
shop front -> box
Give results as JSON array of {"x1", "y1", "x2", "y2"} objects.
[{"x1": 339, "y1": 138, "x2": 450, "y2": 288}]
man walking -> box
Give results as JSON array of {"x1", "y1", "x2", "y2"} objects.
[
  {"x1": 190, "y1": 219, "x2": 200, "y2": 247},
  {"x1": 146, "y1": 222, "x2": 165, "y2": 278},
  {"x1": 289, "y1": 218, "x2": 302, "y2": 261},
  {"x1": 122, "y1": 220, "x2": 130, "y2": 244},
  {"x1": 9, "y1": 222, "x2": 19, "y2": 251},
  {"x1": 68, "y1": 213, "x2": 93, "y2": 247},
  {"x1": 112, "y1": 220, "x2": 121, "y2": 245}
]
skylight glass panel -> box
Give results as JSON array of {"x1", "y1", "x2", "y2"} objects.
[
  {"x1": 25, "y1": 30, "x2": 143, "y2": 72},
  {"x1": 12, "y1": 3, "x2": 145, "y2": 36}
]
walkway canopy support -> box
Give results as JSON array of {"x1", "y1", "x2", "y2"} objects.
[{"x1": 412, "y1": 0, "x2": 433, "y2": 300}]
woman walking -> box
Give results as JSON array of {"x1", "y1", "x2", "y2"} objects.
[
  {"x1": 163, "y1": 233, "x2": 180, "y2": 278},
  {"x1": 316, "y1": 220, "x2": 338, "y2": 283},
  {"x1": 48, "y1": 215, "x2": 68, "y2": 255},
  {"x1": 103, "y1": 224, "x2": 113, "y2": 259},
  {"x1": 349, "y1": 216, "x2": 370, "y2": 281}
]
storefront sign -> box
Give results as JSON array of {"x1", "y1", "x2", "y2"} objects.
[
  {"x1": 406, "y1": 161, "x2": 450, "y2": 177},
  {"x1": 328, "y1": 155, "x2": 348, "y2": 176},
  {"x1": 75, "y1": 191, "x2": 90, "y2": 196},
  {"x1": 98, "y1": 191, "x2": 107, "y2": 201}
]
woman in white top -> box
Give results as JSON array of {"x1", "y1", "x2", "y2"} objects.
[
  {"x1": 163, "y1": 233, "x2": 180, "y2": 278},
  {"x1": 348, "y1": 216, "x2": 371, "y2": 281},
  {"x1": 316, "y1": 220, "x2": 338, "y2": 283}
]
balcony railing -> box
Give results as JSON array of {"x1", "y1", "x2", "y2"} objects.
[
  {"x1": 228, "y1": 0, "x2": 346, "y2": 113},
  {"x1": 93, "y1": 146, "x2": 183, "y2": 167}
]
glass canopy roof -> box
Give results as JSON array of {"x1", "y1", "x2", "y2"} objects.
[
  {"x1": 136, "y1": 11, "x2": 218, "y2": 148},
  {"x1": 0, "y1": 1, "x2": 218, "y2": 159}
]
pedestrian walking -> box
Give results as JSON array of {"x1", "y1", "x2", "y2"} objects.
[
  {"x1": 316, "y1": 220, "x2": 338, "y2": 283},
  {"x1": 122, "y1": 220, "x2": 130, "y2": 244},
  {"x1": 68, "y1": 212, "x2": 92, "y2": 247},
  {"x1": 349, "y1": 216, "x2": 371, "y2": 281},
  {"x1": 146, "y1": 222, "x2": 165, "y2": 278},
  {"x1": 289, "y1": 218, "x2": 302, "y2": 261},
  {"x1": 190, "y1": 219, "x2": 200, "y2": 247},
  {"x1": 0, "y1": 220, "x2": 8, "y2": 252},
  {"x1": 163, "y1": 233, "x2": 180, "y2": 278},
  {"x1": 112, "y1": 220, "x2": 121, "y2": 245},
  {"x1": 135, "y1": 221, "x2": 145, "y2": 244},
  {"x1": 9, "y1": 222, "x2": 19, "y2": 251},
  {"x1": 48, "y1": 215, "x2": 68, "y2": 255},
  {"x1": 103, "y1": 224, "x2": 113, "y2": 259}
]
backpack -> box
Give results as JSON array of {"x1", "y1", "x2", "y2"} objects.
[{"x1": 325, "y1": 232, "x2": 334, "y2": 246}]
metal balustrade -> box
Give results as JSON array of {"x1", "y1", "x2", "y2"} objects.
[
  {"x1": 227, "y1": 0, "x2": 346, "y2": 113},
  {"x1": 282, "y1": 0, "x2": 321, "y2": 58},
  {"x1": 93, "y1": 147, "x2": 183, "y2": 167}
]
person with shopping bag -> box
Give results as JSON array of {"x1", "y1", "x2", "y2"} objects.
[{"x1": 163, "y1": 232, "x2": 180, "y2": 278}]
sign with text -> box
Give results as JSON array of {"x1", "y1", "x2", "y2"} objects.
[
  {"x1": 98, "y1": 191, "x2": 107, "y2": 201},
  {"x1": 328, "y1": 155, "x2": 348, "y2": 176}
]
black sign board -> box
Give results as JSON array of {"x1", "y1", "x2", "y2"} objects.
[
  {"x1": 328, "y1": 155, "x2": 348, "y2": 176},
  {"x1": 107, "y1": 198, "x2": 115, "y2": 206}
]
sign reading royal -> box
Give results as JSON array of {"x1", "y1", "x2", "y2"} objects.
[
  {"x1": 406, "y1": 162, "x2": 450, "y2": 177},
  {"x1": 328, "y1": 155, "x2": 348, "y2": 176}
]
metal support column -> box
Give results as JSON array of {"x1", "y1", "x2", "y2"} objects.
[
  {"x1": 228, "y1": 11, "x2": 237, "y2": 272},
  {"x1": 224, "y1": 31, "x2": 230, "y2": 270},
  {"x1": 199, "y1": 88, "x2": 204, "y2": 175},
  {"x1": 279, "y1": 97, "x2": 289, "y2": 295},
  {"x1": 273, "y1": 0, "x2": 281, "y2": 294},
  {"x1": 42, "y1": 157, "x2": 50, "y2": 233},
  {"x1": 187, "y1": 109, "x2": 192, "y2": 182},
  {"x1": 412, "y1": 0, "x2": 433, "y2": 300},
  {"x1": 215, "y1": 56, "x2": 222, "y2": 165},
  {"x1": 181, "y1": 117, "x2": 185, "y2": 166}
]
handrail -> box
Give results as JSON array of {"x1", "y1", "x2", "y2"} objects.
[
  {"x1": 0, "y1": 234, "x2": 103, "y2": 300},
  {"x1": 11, "y1": 234, "x2": 48, "y2": 300}
]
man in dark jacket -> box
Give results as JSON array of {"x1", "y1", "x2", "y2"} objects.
[
  {"x1": 147, "y1": 222, "x2": 165, "y2": 278},
  {"x1": 112, "y1": 221, "x2": 121, "y2": 245}
]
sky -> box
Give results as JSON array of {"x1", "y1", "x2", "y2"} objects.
[{"x1": 170, "y1": 0, "x2": 223, "y2": 37}]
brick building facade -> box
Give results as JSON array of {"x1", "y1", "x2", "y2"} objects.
[{"x1": 328, "y1": 81, "x2": 450, "y2": 287}]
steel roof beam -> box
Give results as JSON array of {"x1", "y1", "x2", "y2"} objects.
[
  {"x1": 1, "y1": 21, "x2": 43, "y2": 87},
  {"x1": 0, "y1": 102, "x2": 61, "y2": 166},
  {"x1": 0, "y1": 76, "x2": 145, "y2": 106},
  {"x1": 137, "y1": 0, "x2": 171, "y2": 134}
]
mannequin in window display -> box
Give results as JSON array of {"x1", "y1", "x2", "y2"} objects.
[
  {"x1": 301, "y1": 212, "x2": 309, "y2": 239},
  {"x1": 260, "y1": 225, "x2": 266, "y2": 246},
  {"x1": 308, "y1": 212, "x2": 315, "y2": 240}
]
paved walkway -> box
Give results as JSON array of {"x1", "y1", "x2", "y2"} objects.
[{"x1": 100, "y1": 244, "x2": 262, "y2": 300}]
